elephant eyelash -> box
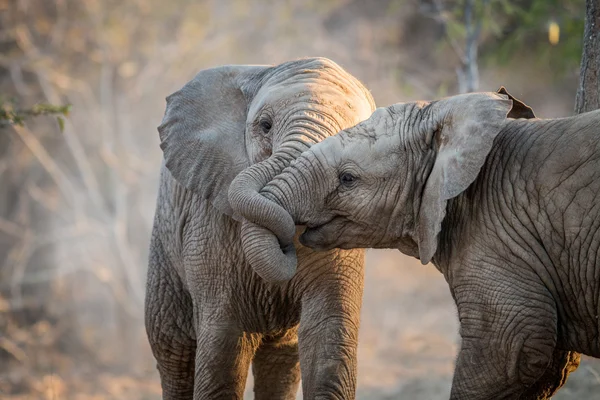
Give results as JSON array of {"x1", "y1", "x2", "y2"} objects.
[
  {"x1": 259, "y1": 118, "x2": 272, "y2": 133},
  {"x1": 336, "y1": 172, "x2": 360, "y2": 193},
  {"x1": 339, "y1": 172, "x2": 358, "y2": 187},
  {"x1": 254, "y1": 106, "x2": 275, "y2": 134},
  {"x1": 253, "y1": 113, "x2": 274, "y2": 136}
]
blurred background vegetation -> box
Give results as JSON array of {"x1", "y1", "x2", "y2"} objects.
[{"x1": 1, "y1": 0, "x2": 598, "y2": 399}]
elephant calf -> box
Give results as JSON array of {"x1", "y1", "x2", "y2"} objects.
[
  {"x1": 145, "y1": 58, "x2": 375, "y2": 399},
  {"x1": 236, "y1": 89, "x2": 599, "y2": 399}
]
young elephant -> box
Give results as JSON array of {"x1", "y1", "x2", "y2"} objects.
[
  {"x1": 235, "y1": 89, "x2": 598, "y2": 399},
  {"x1": 146, "y1": 58, "x2": 375, "y2": 399}
]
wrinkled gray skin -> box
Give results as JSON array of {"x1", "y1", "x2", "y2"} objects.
[
  {"x1": 242, "y1": 90, "x2": 600, "y2": 399},
  {"x1": 146, "y1": 58, "x2": 375, "y2": 399}
]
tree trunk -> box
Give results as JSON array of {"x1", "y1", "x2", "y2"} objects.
[
  {"x1": 575, "y1": 0, "x2": 600, "y2": 113},
  {"x1": 457, "y1": 0, "x2": 481, "y2": 93}
]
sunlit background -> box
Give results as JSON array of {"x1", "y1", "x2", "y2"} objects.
[{"x1": 1, "y1": 0, "x2": 599, "y2": 399}]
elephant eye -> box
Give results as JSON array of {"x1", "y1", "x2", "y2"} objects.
[
  {"x1": 259, "y1": 118, "x2": 272, "y2": 134},
  {"x1": 339, "y1": 172, "x2": 357, "y2": 187}
]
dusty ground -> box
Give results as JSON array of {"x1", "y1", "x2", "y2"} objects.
[{"x1": 2, "y1": 250, "x2": 600, "y2": 399}]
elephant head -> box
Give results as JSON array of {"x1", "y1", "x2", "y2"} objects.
[
  {"x1": 236, "y1": 88, "x2": 533, "y2": 267},
  {"x1": 158, "y1": 57, "x2": 375, "y2": 282}
]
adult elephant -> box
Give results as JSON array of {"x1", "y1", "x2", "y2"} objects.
[
  {"x1": 146, "y1": 57, "x2": 375, "y2": 399},
  {"x1": 234, "y1": 89, "x2": 591, "y2": 399}
]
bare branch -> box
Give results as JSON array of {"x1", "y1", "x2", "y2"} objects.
[
  {"x1": 8, "y1": 229, "x2": 34, "y2": 307},
  {"x1": 427, "y1": 0, "x2": 468, "y2": 65},
  {"x1": 12, "y1": 125, "x2": 77, "y2": 206},
  {"x1": 28, "y1": 70, "x2": 107, "y2": 212},
  {"x1": 0, "y1": 217, "x2": 25, "y2": 238},
  {"x1": 462, "y1": 0, "x2": 480, "y2": 93},
  {"x1": 8, "y1": 63, "x2": 33, "y2": 96},
  {"x1": 0, "y1": 336, "x2": 28, "y2": 363}
]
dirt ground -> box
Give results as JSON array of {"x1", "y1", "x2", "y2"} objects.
[{"x1": 2, "y1": 250, "x2": 600, "y2": 399}]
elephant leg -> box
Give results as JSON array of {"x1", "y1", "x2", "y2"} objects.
[
  {"x1": 450, "y1": 263, "x2": 558, "y2": 400},
  {"x1": 145, "y1": 241, "x2": 196, "y2": 399},
  {"x1": 193, "y1": 319, "x2": 260, "y2": 400},
  {"x1": 298, "y1": 299, "x2": 361, "y2": 399},
  {"x1": 296, "y1": 262, "x2": 364, "y2": 400},
  {"x1": 252, "y1": 327, "x2": 301, "y2": 400}
]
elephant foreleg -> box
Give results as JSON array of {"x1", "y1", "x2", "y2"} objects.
[
  {"x1": 450, "y1": 261, "x2": 558, "y2": 400},
  {"x1": 297, "y1": 276, "x2": 363, "y2": 400},
  {"x1": 145, "y1": 242, "x2": 196, "y2": 400},
  {"x1": 193, "y1": 319, "x2": 260, "y2": 399},
  {"x1": 252, "y1": 327, "x2": 301, "y2": 400}
]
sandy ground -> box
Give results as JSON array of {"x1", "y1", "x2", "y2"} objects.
[{"x1": 354, "y1": 250, "x2": 458, "y2": 399}]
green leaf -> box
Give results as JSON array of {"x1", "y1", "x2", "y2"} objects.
[
  {"x1": 61, "y1": 105, "x2": 72, "y2": 117},
  {"x1": 57, "y1": 116, "x2": 65, "y2": 132}
]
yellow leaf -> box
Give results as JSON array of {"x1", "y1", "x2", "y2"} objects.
[{"x1": 548, "y1": 21, "x2": 560, "y2": 45}]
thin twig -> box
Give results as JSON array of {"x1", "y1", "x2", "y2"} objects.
[
  {"x1": 8, "y1": 229, "x2": 34, "y2": 307},
  {"x1": 0, "y1": 337, "x2": 28, "y2": 363},
  {"x1": 50, "y1": 0, "x2": 67, "y2": 47},
  {"x1": 12, "y1": 125, "x2": 77, "y2": 206},
  {"x1": 430, "y1": 0, "x2": 467, "y2": 64},
  {"x1": 34, "y1": 71, "x2": 106, "y2": 212},
  {"x1": 9, "y1": 63, "x2": 32, "y2": 96},
  {"x1": 0, "y1": 217, "x2": 25, "y2": 238}
]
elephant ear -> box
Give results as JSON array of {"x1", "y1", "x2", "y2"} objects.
[
  {"x1": 497, "y1": 86, "x2": 536, "y2": 119},
  {"x1": 158, "y1": 65, "x2": 269, "y2": 216},
  {"x1": 417, "y1": 92, "x2": 514, "y2": 264}
]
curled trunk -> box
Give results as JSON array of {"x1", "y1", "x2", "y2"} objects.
[{"x1": 229, "y1": 149, "x2": 305, "y2": 283}]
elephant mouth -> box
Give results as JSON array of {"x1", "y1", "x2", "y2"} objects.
[
  {"x1": 299, "y1": 226, "x2": 327, "y2": 250},
  {"x1": 298, "y1": 216, "x2": 345, "y2": 251}
]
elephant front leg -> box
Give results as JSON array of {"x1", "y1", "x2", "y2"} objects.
[
  {"x1": 252, "y1": 327, "x2": 301, "y2": 400},
  {"x1": 145, "y1": 244, "x2": 196, "y2": 400},
  {"x1": 449, "y1": 264, "x2": 558, "y2": 400},
  {"x1": 298, "y1": 291, "x2": 363, "y2": 399},
  {"x1": 193, "y1": 320, "x2": 260, "y2": 400}
]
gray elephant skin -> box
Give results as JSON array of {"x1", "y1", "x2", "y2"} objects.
[
  {"x1": 236, "y1": 89, "x2": 598, "y2": 399},
  {"x1": 145, "y1": 57, "x2": 375, "y2": 399}
]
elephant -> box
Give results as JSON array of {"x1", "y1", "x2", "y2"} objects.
[
  {"x1": 232, "y1": 88, "x2": 596, "y2": 399},
  {"x1": 144, "y1": 57, "x2": 376, "y2": 400}
]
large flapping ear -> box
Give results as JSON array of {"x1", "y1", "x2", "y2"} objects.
[
  {"x1": 417, "y1": 92, "x2": 513, "y2": 264},
  {"x1": 497, "y1": 87, "x2": 536, "y2": 119},
  {"x1": 158, "y1": 65, "x2": 269, "y2": 216}
]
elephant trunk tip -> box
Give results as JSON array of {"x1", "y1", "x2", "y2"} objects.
[{"x1": 241, "y1": 221, "x2": 298, "y2": 283}]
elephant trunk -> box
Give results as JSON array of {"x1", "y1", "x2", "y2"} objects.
[{"x1": 229, "y1": 145, "x2": 309, "y2": 283}]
